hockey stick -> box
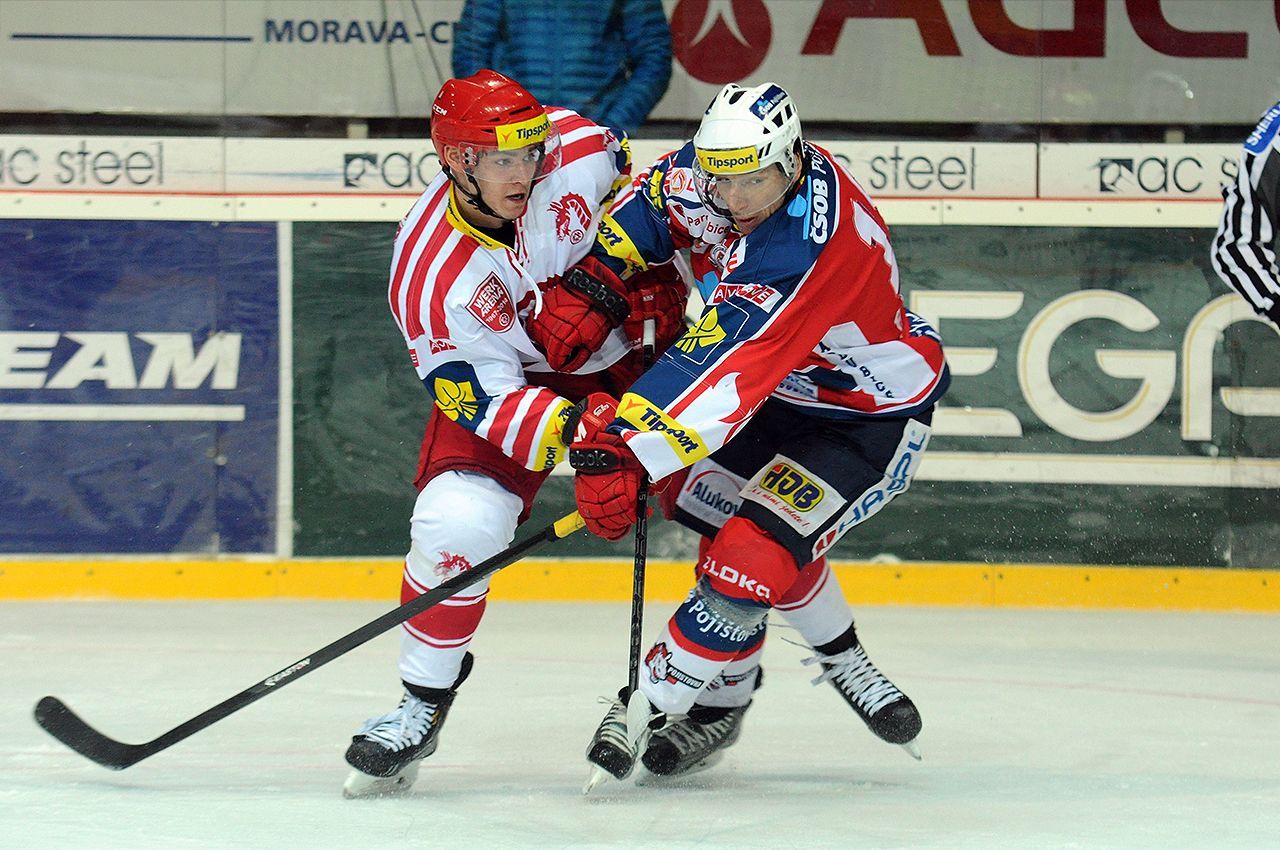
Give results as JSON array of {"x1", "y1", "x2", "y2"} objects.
[
  {"x1": 626, "y1": 319, "x2": 657, "y2": 698},
  {"x1": 583, "y1": 321, "x2": 657, "y2": 793},
  {"x1": 34, "y1": 511, "x2": 586, "y2": 771}
]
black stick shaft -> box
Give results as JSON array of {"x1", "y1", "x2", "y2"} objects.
[
  {"x1": 627, "y1": 481, "x2": 650, "y2": 696},
  {"x1": 626, "y1": 320, "x2": 657, "y2": 697},
  {"x1": 35, "y1": 511, "x2": 585, "y2": 770}
]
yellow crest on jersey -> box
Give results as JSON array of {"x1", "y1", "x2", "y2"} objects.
[
  {"x1": 675, "y1": 308, "x2": 727, "y2": 353},
  {"x1": 434, "y1": 377, "x2": 479, "y2": 421}
]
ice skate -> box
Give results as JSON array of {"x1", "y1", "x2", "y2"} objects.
[
  {"x1": 582, "y1": 688, "x2": 661, "y2": 793},
  {"x1": 640, "y1": 700, "x2": 750, "y2": 777},
  {"x1": 804, "y1": 640, "x2": 922, "y2": 759},
  {"x1": 342, "y1": 652, "x2": 473, "y2": 798}
]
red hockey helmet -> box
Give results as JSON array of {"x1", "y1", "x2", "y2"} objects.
[{"x1": 430, "y1": 69, "x2": 561, "y2": 183}]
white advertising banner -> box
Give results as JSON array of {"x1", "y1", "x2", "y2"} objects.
[
  {"x1": 637, "y1": 140, "x2": 1039, "y2": 198},
  {"x1": 0, "y1": 0, "x2": 1276, "y2": 124},
  {"x1": 0, "y1": 136, "x2": 225, "y2": 192},
  {"x1": 1038, "y1": 143, "x2": 1239, "y2": 199},
  {"x1": 1, "y1": 136, "x2": 1040, "y2": 198},
  {"x1": 224, "y1": 138, "x2": 438, "y2": 194},
  {"x1": 823, "y1": 141, "x2": 1036, "y2": 198}
]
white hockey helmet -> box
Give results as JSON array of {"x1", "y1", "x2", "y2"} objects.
[
  {"x1": 692, "y1": 82, "x2": 803, "y2": 223},
  {"x1": 693, "y1": 82, "x2": 802, "y2": 179}
]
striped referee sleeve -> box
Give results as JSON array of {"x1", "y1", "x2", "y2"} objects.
[{"x1": 1212, "y1": 102, "x2": 1280, "y2": 326}]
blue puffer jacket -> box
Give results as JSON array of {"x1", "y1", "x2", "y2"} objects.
[{"x1": 452, "y1": 0, "x2": 672, "y2": 135}]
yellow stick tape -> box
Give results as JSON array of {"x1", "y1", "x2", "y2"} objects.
[{"x1": 1, "y1": 558, "x2": 1277, "y2": 611}]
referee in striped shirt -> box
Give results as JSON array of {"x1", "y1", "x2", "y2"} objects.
[{"x1": 1212, "y1": 100, "x2": 1280, "y2": 328}]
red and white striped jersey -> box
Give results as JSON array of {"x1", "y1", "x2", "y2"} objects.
[{"x1": 388, "y1": 108, "x2": 630, "y2": 471}]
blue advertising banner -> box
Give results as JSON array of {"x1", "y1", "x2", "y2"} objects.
[{"x1": 0, "y1": 220, "x2": 278, "y2": 553}]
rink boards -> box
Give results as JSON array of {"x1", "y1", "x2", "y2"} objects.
[{"x1": 1, "y1": 190, "x2": 1277, "y2": 605}]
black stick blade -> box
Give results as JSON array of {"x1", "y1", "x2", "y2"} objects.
[{"x1": 34, "y1": 696, "x2": 148, "y2": 770}]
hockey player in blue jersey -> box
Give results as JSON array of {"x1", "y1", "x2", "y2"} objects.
[{"x1": 529, "y1": 82, "x2": 949, "y2": 781}]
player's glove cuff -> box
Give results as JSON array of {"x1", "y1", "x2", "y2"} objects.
[{"x1": 562, "y1": 257, "x2": 630, "y2": 327}]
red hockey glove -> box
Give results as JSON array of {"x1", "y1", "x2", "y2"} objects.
[
  {"x1": 570, "y1": 429, "x2": 644, "y2": 541},
  {"x1": 525, "y1": 256, "x2": 630, "y2": 372},
  {"x1": 560, "y1": 392, "x2": 620, "y2": 445},
  {"x1": 623, "y1": 264, "x2": 689, "y2": 353}
]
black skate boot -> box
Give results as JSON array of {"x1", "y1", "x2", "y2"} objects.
[
  {"x1": 342, "y1": 652, "x2": 473, "y2": 798},
  {"x1": 583, "y1": 687, "x2": 664, "y2": 792},
  {"x1": 805, "y1": 638, "x2": 922, "y2": 758},
  {"x1": 640, "y1": 665, "x2": 761, "y2": 777},
  {"x1": 641, "y1": 701, "x2": 751, "y2": 777}
]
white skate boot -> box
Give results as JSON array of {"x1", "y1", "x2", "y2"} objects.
[{"x1": 342, "y1": 652, "x2": 473, "y2": 798}]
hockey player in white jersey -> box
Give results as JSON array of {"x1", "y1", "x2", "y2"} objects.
[
  {"x1": 340, "y1": 69, "x2": 688, "y2": 797},
  {"x1": 544, "y1": 82, "x2": 949, "y2": 781}
]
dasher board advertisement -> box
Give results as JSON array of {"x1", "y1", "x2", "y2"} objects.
[{"x1": 0, "y1": 220, "x2": 280, "y2": 554}]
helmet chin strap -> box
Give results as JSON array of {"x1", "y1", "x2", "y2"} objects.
[{"x1": 443, "y1": 165, "x2": 511, "y2": 222}]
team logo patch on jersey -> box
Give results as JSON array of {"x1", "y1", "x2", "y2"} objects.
[
  {"x1": 676, "y1": 464, "x2": 747, "y2": 529},
  {"x1": 743, "y1": 457, "x2": 843, "y2": 535},
  {"x1": 467, "y1": 273, "x2": 516, "y2": 333},
  {"x1": 645, "y1": 643, "x2": 705, "y2": 689},
  {"x1": 549, "y1": 193, "x2": 591, "y2": 244},
  {"x1": 707, "y1": 238, "x2": 746, "y2": 279},
  {"x1": 759, "y1": 462, "x2": 824, "y2": 511},
  {"x1": 675, "y1": 308, "x2": 727, "y2": 352},
  {"x1": 663, "y1": 166, "x2": 693, "y2": 198},
  {"x1": 433, "y1": 377, "x2": 479, "y2": 422}
]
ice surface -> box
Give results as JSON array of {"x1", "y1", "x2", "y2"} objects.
[{"x1": 3, "y1": 599, "x2": 1277, "y2": 849}]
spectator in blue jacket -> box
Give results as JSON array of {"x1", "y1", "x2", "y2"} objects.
[{"x1": 452, "y1": 0, "x2": 672, "y2": 136}]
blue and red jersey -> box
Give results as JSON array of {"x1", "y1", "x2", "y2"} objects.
[{"x1": 592, "y1": 141, "x2": 950, "y2": 479}]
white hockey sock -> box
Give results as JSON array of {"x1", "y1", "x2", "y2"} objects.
[
  {"x1": 695, "y1": 643, "x2": 763, "y2": 708},
  {"x1": 397, "y1": 471, "x2": 521, "y2": 689},
  {"x1": 775, "y1": 557, "x2": 855, "y2": 648}
]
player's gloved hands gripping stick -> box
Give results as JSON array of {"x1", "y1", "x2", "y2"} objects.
[{"x1": 562, "y1": 392, "x2": 644, "y2": 541}]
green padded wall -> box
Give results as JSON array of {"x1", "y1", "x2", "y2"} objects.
[{"x1": 293, "y1": 223, "x2": 1278, "y2": 566}]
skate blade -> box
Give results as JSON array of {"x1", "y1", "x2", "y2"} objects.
[
  {"x1": 899, "y1": 739, "x2": 922, "y2": 761},
  {"x1": 582, "y1": 764, "x2": 614, "y2": 795},
  {"x1": 342, "y1": 762, "x2": 420, "y2": 799}
]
